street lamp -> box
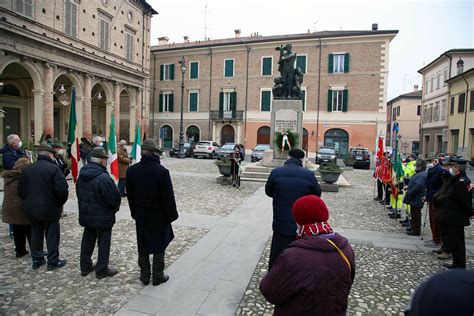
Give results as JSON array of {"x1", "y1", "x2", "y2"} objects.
[{"x1": 177, "y1": 56, "x2": 186, "y2": 159}]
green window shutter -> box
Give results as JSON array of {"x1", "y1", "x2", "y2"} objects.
[
  {"x1": 170, "y1": 64, "x2": 175, "y2": 80},
  {"x1": 160, "y1": 65, "x2": 164, "y2": 81},
  {"x1": 225, "y1": 59, "x2": 234, "y2": 77},
  {"x1": 328, "y1": 54, "x2": 334, "y2": 73},
  {"x1": 261, "y1": 91, "x2": 271, "y2": 111},
  {"x1": 344, "y1": 53, "x2": 350, "y2": 73},
  {"x1": 231, "y1": 92, "x2": 237, "y2": 118},
  {"x1": 169, "y1": 94, "x2": 174, "y2": 112},
  {"x1": 262, "y1": 57, "x2": 272, "y2": 76},
  {"x1": 342, "y1": 90, "x2": 348, "y2": 112},
  {"x1": 190, "y1": 62, "x2": 199, "y2": 79},
  {"x1": 301, "y1": 90, "x2": 306, "y2": 111},
  {"x1": 219, "y1": 92, "x2": 224, "y2": 118},
  {"x1": 189, "y1": 93, "x2": 198, "y2": 111},
  {"x1": 327, "y1": 90, "x2": 332, "y2": 112},
  {"x1": 159, "y1": 93, "x2": 163, "y2": 112},
  {"x1": 296, "y1": 55, "x2": 307, "y2": 74}
]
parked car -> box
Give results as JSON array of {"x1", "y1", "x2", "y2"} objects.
[
  {"x1": 193, "y1": 141, "x2": 220, "y2": 159},
  {"x1": 350, "y1": 147, "x2": 371, "y2": 169},
  {"x1": 217, "y1": 143, "x2": 237, "y2": 159},
  {"x1": 251, "y1": 144, "x2": 270, "y2": 162},
  {"x1": 315, "y1": 147, "x2": 337, "y2": 165},
  {"x1": 169, "y1": 142, "x2": 195, "y2": 157}
]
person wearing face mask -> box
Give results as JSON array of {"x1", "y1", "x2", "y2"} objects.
[
  {"x1": 51, "y1": 142, "x2": 70, "y2": 178},
  {"x1": 76, "y1": 147, "x2": 121, "y2": 279},
  {"x1": 18, "y1": 142, "x2": 69, "y2": 271},
  {"x1": 1, "y1": 134, "x2": 25, "y2": 171},
  {"x1": 403, "y1": 159, "x2": 428, "y2": 236},
  {"x1": 438, "y1": 158, "x2": 472, "y2": 269},
  {"x1": 423, "y1": 154, "x2": 448, "y2": 248}
]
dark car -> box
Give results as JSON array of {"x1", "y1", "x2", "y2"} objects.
[
  {"x1": 217, "y1": 143, "x2": 237, "y2": 159},
  {"x1": 350, "y1": 147, "x2": 371, "y2": 169},
  {"x1": 169, "y1": 142, "x2": 195, "y2": 157},
  {"x1": 315, "y1": 147, "x2": 337, "y2": 165},
  {"x1": 251, "y1": 144, "x2": 270, "y2": 162}
]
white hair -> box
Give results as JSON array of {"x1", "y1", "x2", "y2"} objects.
[
  {"x1": 90, "y1": 157, "x2": 103, "y2": 164},
  {"x1": 7, "y1": 134, "x2": 18, "y2": 145},
  {"x1": 93, "y1": 136, "x2": 102, "y2": 144}
]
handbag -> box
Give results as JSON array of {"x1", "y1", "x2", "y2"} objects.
[{"x1": 325, "y1": 238, "x2": 352, "y2": 273}]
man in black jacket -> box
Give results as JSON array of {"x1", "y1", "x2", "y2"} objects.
[
  {"x1": 76, "y1": 147, "x2": 121, "y2": 279},
  {"x1": 265, "y1": 148, "x2": 322, "y2": 270},
  {"x1": 126, "y1": 139, "x2": 179, "y2": 286},
  {"x1": 440, "y1": 158, "x2": 472, "y2": 269},
  {"x1": 19, "y1": 142, "x2": 69, "y2": 270}
]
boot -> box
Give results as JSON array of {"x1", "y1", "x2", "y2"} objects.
[
  {"x1": 152, "y1": 252, "x2": 166, "y2": 286},
  {"x1": 407, "y1": 230, "x2": 420, "y2": 236},
  {"x1": 138, "y1": 252, "x2": 151, "y2": 285},
  {"x1": 389, "y1": 212, "x2": 401, "y2": 219}
]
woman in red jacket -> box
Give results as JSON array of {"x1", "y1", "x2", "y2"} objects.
[{"x1": 260, "y1": 195, "x2": 355, "y2": 316}]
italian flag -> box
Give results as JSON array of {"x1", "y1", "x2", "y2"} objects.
[
  {"x1": 131, "y1": 122, "x2": 141, "y2": 164},
  {"x1": 68, "y1": 88, "x2": 80, "y2": 182},
  {"x1": 108, "y1": 113, "x2": 119, "y2": 180}
]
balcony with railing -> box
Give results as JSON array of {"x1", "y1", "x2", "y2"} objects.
[{"x1": 210, "y1": 110, "x2": 244, "y2": 121}]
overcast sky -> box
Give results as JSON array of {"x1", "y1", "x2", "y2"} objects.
[{"x1": 149, "y1": 0, "x2": 473, "y2": 99}]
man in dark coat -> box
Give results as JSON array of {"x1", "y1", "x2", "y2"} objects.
[
  {"x1": 51, "y1": 142, "x2": 70, "y2": 178},
  {"x1": 2, "y1": 134, "x2": 25, "y2": 170},
  {"x1": 439, "y1": 158, "x2": 472, "y2": 269},
  {"x1": 126, "y1": 138, "x2": 179, "y2": 286},
  {"x1": 403, "y1": 159, "x2": 427, "y2": 236},
  {"x1": 76, "y1": 147, "x2": 121, "y2": 279},
  {"x1": 265, "y1": 148, "x2": 322, "y2": 270},
  {"x1": 19, "y1": 142, "x2": 69, "y2": 270}
]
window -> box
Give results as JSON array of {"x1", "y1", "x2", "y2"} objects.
[
  {"x1": 417, "y1": 105, "x2": 421, "y2": 116},
  {"x1": 260, "y1": 90, "x2": 271, "y2": 112},
  {"x1": 261, "y1": 57, "x2": 272, "y2": 76},
  {"x1": 450, "y1": 96, "x2": 455, "y2": 115},
  {"x1": 441, "y1": 99, "x2": 447, "y2": 120},
  {"x1": 301, "y1": 89, "x2": 306, "y2": 111},
  {"x1": 99, "y1": 16, "x2": 111, "y2": 51},
  {"x1": 329, "y1": 53, "x2": 349, "y2": 73},
  {"x1": 188, "y1": 91, "x2": 199, "y2": 112},
  {"x1": 470, "y1": 91, "x2": 474, "y2": 111},
  {"x1": 160, "y1": 64, "x2": 175, "y2": 81},
  {"x1": 224, "y1": 59, "x2": 234, "y2": 77},
  {"x1": 327, "y1": 89, "x2": 348, "y2": 112},
  {"x1": 458, "y1": 93, "x2": 466, "y2": 113},
  {"x1": 428, "y1": 104, "x2": 433, "y2": 122},
  {"x1": 15, "y1": 0, "x2": 33, "y2": 17},
  {"x1": 159, "y1": 92, "x2": 174, "y2": 112},
  {"x1": 434, "y1": 101, "x2": 440, "y2": 121},
  {"x1": 296, "y1": 55, "x2": 307, "y2": 74},
  {"x1": 392, "y1": 108, "x2": 397, "y2": 121},
  {"x1": 443, "y1": 68, "x2": 448, "y2": 86},
  {"x1": 451, "y1": 130, "x2": 459, "y2": 154},
  {"x1": 430, "y1": 76, "x2": 434, "y2": 92},
  {"x1": 425, "y1": 79, "x2": 429, "y2": 93},
  {"x1": 436, "y1": 72, "x2": 441, "y2": 90},
  {"x1": 65, "y1": 0, "x2": 78, "y2": 38},
  {"x1": 219, "y1": 91, "x2": 237, "y2": 119},
  {"x1": 189, "y1": 62, "x2": 199, "y2": 79},
  {"x1": 125, "y1": 30, "x2": 135, "y2": 62},
  {"x1": 397, "y1": 107, "x2": 400, "y2": 116}
]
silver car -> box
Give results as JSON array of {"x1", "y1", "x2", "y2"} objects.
[{"x1": 193, "y1": 141, "x2": 220, "y2": 159}]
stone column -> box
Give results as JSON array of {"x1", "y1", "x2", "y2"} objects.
[
  {"x1": 237, "y1": 122, "x2": 242, "y2": 144},
  {"x1": 113, "y1": 82, "x2": 121, "y2": 139},
  {"x1": 32, "y1": 89, "x2": 44, "y2": 144},
  {"x1": 105, "y1": 100, "x2": 113, "y2": 140},
  {"x1": 82, "y1": 74, "x2": 92, "y2": 140},
  {"x1": 76, "y1": 96, "x2": 84, "y2": 139},
  {"x1": 136, "y1": 88, "x2": 142, "y2": 139},
  {"x1": 43, "y1": 63, "x2": 54, "y2": 137},
  {"x1": 212, "y1": 122, "x2": 216, "y2": 142}
]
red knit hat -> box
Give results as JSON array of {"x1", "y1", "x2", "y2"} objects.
[{"x1": 292, "y1": 195, "x2": 329, "y2": 225}]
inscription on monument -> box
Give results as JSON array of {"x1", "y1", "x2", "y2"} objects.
[{"x1": 275, "y1": 109, "x2": 298, "y2": 132}]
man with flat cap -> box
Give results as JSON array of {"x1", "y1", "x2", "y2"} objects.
[
  {"x1": 126, "y1": 139, "x2": 178, "y2": 286},
  {"x1": 76, "y1": 147, "x2": 121, "y2": 279},
  {"x1": 439, "y1": 157, "x2": 472, "y2": 269},
  {"x1": 265, "y1": 148, "x2": 322, "y2": 270},
  {"x1": 19, "y1": 141, "x2": 69, "y2": 271}
]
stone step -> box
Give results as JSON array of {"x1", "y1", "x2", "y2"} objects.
[
  {"x1": 240, "y1": 171, "x2": 270, "y2": 180},
  {"x1": 240, "y1": 177, "x2": 267, "y2": 183},
  {"x1": 243, "y1": 166, "x2": 274, "y2": 173}
]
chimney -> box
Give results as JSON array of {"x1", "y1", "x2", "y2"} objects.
[
  {"x1": 372, "y1": 23, "x2": 378, "y2": 31},
  {"x1": 234, "y1": 29, "x2": 241, "y2": 38},
  {"x1": 183, "y1": 35, "x2": 189, "y2": 43},
  {"x1": 457, "y1": 58, "x2": 464, "y2": 75},
  {"x1": 158, "y1": 36, "x2": 169, "y2": 45},
  {"x1": 414, "y1": 84, "x2": 419, "y2": 91}
]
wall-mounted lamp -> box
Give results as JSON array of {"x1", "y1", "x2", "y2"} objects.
[
  {"x1": 94, "y1": 91, "x2": 104, "y2": 101},
  {"x1": 0, "y1": 109, "x2": 6, "y2": 118},
  {"x1": 52, "y1": 84, "x2": 66, "y2": 95}
]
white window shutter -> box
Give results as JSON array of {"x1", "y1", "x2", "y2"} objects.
[{"x1": 71, "y1": 2, "x2": 77, "y2": 37}]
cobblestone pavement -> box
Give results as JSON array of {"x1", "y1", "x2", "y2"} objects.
[
  {"x1": 236, "y1": 237, "x2": 474, "y2": 316},
  {"x1": 0, "y1": 215, "x2": 207, "y2": 315}
]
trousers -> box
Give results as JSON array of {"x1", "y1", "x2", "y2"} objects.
[
  {"x1": 269, "y1": 232, "x2": 296, "y2": 270},
  {"x1": 410, "y1": 206, "x2": 422, "y2": 233},
  {"x1": 444, "y1": 224, "x2": 466, "y2": 268},
  {"x1": 30, "y1": 220, "x2": 60, "y2": 265},
  {"x1": 138, "y1": 251, "x2": 165, "y2": 282},
  {"x1": 12, "y1": 224, "x2": 31, "y2": 255},
  {"x1": 118, "y1": 178, "x2": 126, "y2": 196},
  {"x1": 80, "y1": 227, "x2": 112, "y2": 276}
]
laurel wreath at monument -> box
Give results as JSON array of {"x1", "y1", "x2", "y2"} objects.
[{"x1": 274, "y1": 131, "x2": 299, "y2": 151}]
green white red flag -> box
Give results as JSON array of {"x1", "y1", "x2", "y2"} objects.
[
  {"x1": 67, "y1": 88, "x2": 80, "y2": 182},
  {"x1": 131, "y1": 122, "x2": 141, "y2": 164},
  {"x1": 108, "y1": 113, "x2": 119, "y2": 180}
]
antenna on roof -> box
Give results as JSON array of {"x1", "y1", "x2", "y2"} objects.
[{"x1": 204, "y1": 2, "x2": 209, "y2": 40}]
